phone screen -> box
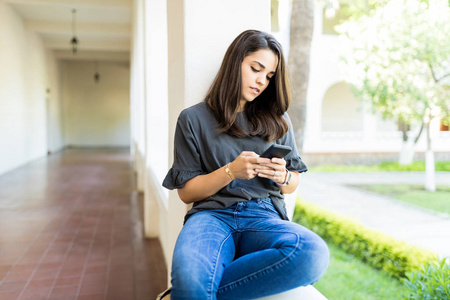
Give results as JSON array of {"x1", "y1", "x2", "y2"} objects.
[{"x1": 260, "y1": 144, "x2": 292, "y2": 159}]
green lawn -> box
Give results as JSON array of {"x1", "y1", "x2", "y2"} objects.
[
  {"x1": 309, "y1": 161, "x2": 450, "y2": 172},
  {"x1": 315, "y1": 243, "x2": 408, "y2": 300},
  {"x1": 353, "y1": 185, "x2": 450, "y2": 215}
]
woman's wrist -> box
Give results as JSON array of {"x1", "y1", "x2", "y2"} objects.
[
  {"x1": 276, "y1": 169, "x2": 290, "y2": 187},
  {"x1": 225, "y1": 162, "x2": 235, "y2": 181}
]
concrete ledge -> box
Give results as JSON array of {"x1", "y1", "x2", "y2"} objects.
[{"x1": 258, "y1": 285, "x2": 327, "y2": 300}]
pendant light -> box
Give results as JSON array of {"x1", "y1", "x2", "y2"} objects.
[
  {"x1": 70, "y1": 9, "x2": 78, "y2": 54},
  {"x1": 94, "y1": 60, "x2": 100, "y2": 83}
]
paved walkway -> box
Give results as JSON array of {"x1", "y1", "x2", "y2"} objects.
[{"x1": 297, "y1": 172, "x2": 450, "y2": 258}]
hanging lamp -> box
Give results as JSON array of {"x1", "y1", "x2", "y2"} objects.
[
  {"x1": 70, "y1": 9, "x2": 78, "y2": 54},
  {"x1": 94, "y1": 60, "x2": 100, "y2": 83}
]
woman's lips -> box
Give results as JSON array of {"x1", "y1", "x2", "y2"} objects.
[{"x1": 250, "y1": 87, "x2": 260, "y2": 95}]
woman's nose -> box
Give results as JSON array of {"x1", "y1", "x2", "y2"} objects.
[{"x1": 256, "y1": 74, "x2": 266, "y2": 86}]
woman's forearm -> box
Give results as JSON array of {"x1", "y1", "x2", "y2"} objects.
[
  {"x1": 279, "y1": 171, "x2": 299, "y2": 194},
  {"x1": 178, "y1": 152, "x2": 266, "y2": 204},
  {"x1": 177, "y1": 165, "x2": 232, "y2": 204}
]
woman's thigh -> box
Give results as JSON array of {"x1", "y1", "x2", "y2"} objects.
[
  {"x1": 217, "y1": 202, "x2": 329, "y2": 299},
  {"x1": 171, "y1": 211, "x2": 236, "y2": 300}
]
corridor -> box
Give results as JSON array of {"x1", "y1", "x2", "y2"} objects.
[{"x1": 0, "y1": 148, "x2": 167, "y2": 300}]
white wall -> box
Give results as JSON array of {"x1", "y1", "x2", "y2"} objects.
[
  {"x1": 62, "y1": 60, "x2": 130, "y2": 147},
  {"x1": 0, "y1": 2, "x2": 55, "y2": 175},
  {"x1": 271, "y1": 0, "x2": 292, "y2": 56},
  {"x1": 45, "y1": 50, "x2": 65, "y2": 154}
]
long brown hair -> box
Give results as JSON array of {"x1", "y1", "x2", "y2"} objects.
[{"x1": 205, "y1": 30, "x2": 291, "y2": 142}]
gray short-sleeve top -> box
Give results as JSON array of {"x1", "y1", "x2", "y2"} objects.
[{"x1": 162, "y1": 102, "x2": 307, "y2": 223}]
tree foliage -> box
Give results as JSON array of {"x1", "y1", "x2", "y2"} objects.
[{"x1": 338, "y1": 0, "x2": 450, "y2": 126}]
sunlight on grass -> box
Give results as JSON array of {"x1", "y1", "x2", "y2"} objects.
[
  {"x1": 353, "y1": 185, "x2": 450, "y2": 215},
  {"x1": 315, "y1": 243, "x2": 407, "y2": 300}
]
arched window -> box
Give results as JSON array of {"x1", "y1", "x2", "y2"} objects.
[{"x1": 321, "y1": 82, "x2": 363, "y2": 131}]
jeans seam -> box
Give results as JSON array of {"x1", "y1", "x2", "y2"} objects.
[
  {"x1": 208, "y1": 232, "x2": 234, "y2": 300},
  {"x1": 217, "y1": 229, "x2": 302, "y2": 293}
]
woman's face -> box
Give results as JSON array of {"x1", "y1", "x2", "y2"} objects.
[{"x1": 240, "y1": 49, "x2": 278, "y2": 110}]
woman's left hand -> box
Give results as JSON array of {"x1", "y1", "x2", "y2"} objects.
[{"x1": 255, "y1": 157, "x2": 287, "y2": 185}]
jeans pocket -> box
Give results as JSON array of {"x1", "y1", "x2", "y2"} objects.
[{"x1": 257, "y1": 197, "x2": 277, "y2": 213}]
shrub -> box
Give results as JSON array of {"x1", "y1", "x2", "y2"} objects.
[
  {"x1": 402, "y1": 258, "x2": 450, "y2": 300},
  {"x1": 293, "y1": 199, "x2": 436, "y2": 279}
]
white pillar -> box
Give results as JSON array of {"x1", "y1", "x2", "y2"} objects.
[
  {"x1": 142, "y1": 0, "x2": 170, "y2": 240},
  {"x1": 130, "y1": 0, "x2": 146, "y2": 192},
  {"x1": 363, "y1": 101, "x2": 377, "y2": 144},
  {"x1": 166, "y1": 0, "x2": 271, "y2": 279}
]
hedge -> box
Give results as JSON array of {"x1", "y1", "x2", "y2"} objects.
[{"x1": 292, "y1": 199, "x2": 436, "y2": 279}]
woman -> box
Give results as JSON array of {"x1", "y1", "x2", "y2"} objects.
[{"x1": 161, "y1": 30, "x2": 329, "y2": 300}]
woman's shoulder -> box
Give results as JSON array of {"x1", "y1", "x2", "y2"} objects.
[
  {"x1": 179, "y1": 102, "x2": 210, "y2": 119},
  {"x1": 178, "y1": 102, "x2": 216, "y2": 128}
]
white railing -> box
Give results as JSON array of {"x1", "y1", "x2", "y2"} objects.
[{"x1": 305, "y1": 131, "x2": 450, "y2": 153}]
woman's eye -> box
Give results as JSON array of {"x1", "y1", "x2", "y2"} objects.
[{"x1": 251, "y1": 66, "x2": 259, "y2": 73}]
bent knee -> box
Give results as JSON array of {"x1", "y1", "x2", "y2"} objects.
[
  {"x1": 171, "y1": 262, "x2": 211, "y2": 299},
  {"x1": 309, "y1": 236, "x2": 330, "y2": 282},
  {"x1": 171, "y1": 256, "x2": 217, "y2": 299},
  {"x1": 290, "y1": 232, "x2": 330, "y2": 285}
]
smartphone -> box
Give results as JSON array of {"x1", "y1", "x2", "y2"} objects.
[{"x1": 260, "y1": 144, "x2": 292, "y2": 159}]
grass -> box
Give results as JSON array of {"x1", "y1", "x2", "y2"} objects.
[
  {"x1": 352, "y1": 185, "x2": 450, "y2": 215},
  {"x1": 306, "y1": 160, "x2": 449, "y2": 298},
  {"x1": 315, "y1": 243, "x2": 408, "y2": 300},
  {"x1": 309, "y1": 161, "x2": 450, "y2": 172}
]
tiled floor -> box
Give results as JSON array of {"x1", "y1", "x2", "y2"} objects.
[{"x1": 0, "y1": 148, "x2": 167, "y2": 300}]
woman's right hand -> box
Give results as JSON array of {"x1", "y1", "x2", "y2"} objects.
[
  {"x1": 178, "y1": 151, "x2": 271, "y2": 204},
  {"x1": 229, "y1": 151, "x2": 271, "y2": 180}
]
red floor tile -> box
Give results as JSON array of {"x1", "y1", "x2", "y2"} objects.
[
  {"x1": 4, "y1": 271, "x2": 32, "y2": 282},
  {"x1": 54, "y1": 276, "x2": 80, "y2": 287},
  {"x1": 0, "y1": 291, "x2": 21, "y2": 300},
  {"x1": 0, "y1": 149, "x2": 167, "y2": 299},
  {"x1": 48, "y1": 286, "x2": 78, "y2": 299},
  {"x1": 10, "y1": 264, "x2": 36, "y2": 273},
  {"x1": 0, "y1": 280, "x2": 28, "y2": 292},
  {"x1": 19, "y1": 286, "x2": 52, "y2": 300},
  {"x1": 78, "y1": 295, "x2": 104, "y2": 300},
  {"x1": 27, "y1": 279, "x2": 54, "y2": 288}
]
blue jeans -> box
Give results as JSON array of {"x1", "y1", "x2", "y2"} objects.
[{"x1": 171, "y1": 198, "x2": 329, "y2": 299}]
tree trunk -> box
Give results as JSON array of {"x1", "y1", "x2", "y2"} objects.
[
  {"x1": 399, "y1": 140, "x2": 415, "y2": 165},
  {"x1": 288, "y1": 0, "x2": 314, "y2": 154},
  {"x1": 399, "y1": 123, "x2": 423, "y2": 165},
  {"x1": 425, "y1": 120, "x2": 436, "y2": 192}
]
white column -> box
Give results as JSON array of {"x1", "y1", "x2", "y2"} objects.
[
  {"x1": 362, "y1": 101, "x2": 377, "y2": 145},
  {"x1": 166, "y1": 0, "x2": 271, "y2": 278},
  {"x1": 142, "y1": 0, "x2": 169, "y2": 239},
  {"x1": 130, "y1": 0, "x2": 146, "y2": 192}
]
